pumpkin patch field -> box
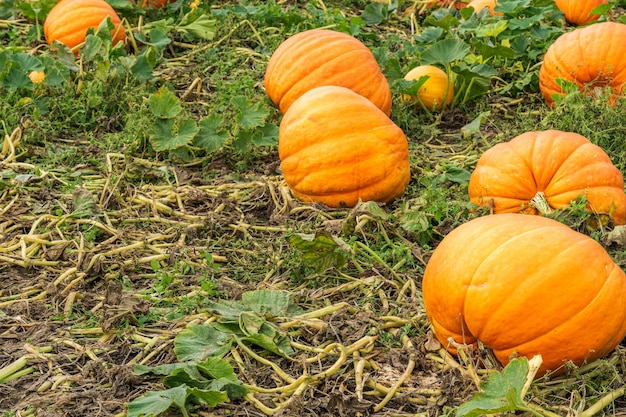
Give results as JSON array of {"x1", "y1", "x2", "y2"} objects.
[{"x1": 3, "y1": 0, "x2": 626, "y2": 416}]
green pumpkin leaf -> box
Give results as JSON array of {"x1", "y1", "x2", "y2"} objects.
[
  {"x1": 232, "y1": 96, "x2": 269, "y2": 130},
  {"x1": 148, "y1": 119, "x2": 199, "y2": 152},
  {"x1": 455, "y1": 357, "x2": 537, "y2": 417},
  {"x1": 148, "y1": 86, "x2": 182, "y2": 119},
  {"x1": 131, "y1": 54, "x2": 154, "y2": 81},
  {"x1": 361, "y1": 3, "x2": 386, "y2": 25},
  {"x1": 443, "y1": 165, "x2": 472, "y2": 185},
  {"x1": 82, "y1": 34, "x2": 104, "y2": 60},
  {"x1": 5, "y1": 68, "x2": 30, "y2": 90},
  {"x1": 424, "y1": 11, "x2": 460, "y2": 32},
  {"x1": 193, "y1": 114, "x2": 230, "y2": 153},
  {"x1": 13, "y1": 53, "x2": 44, "y2": 71},
  {"x1": 421, "y1": 39, "x2": 470, "y2": 65},
  {"x1": 474, "y1": 20, "x2": 508, "y2": 38},
  {"x1": 177, "y1": 14, "x2": 217, "y2": 40}
]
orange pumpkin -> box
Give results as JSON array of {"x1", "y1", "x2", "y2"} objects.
[
  {"x1": 422, "y1": 213, "x2": 626, "y2": 376},
  {"x1": 278, "y1": 86, "x2": 410, "y2": 208},
  {"x1": 553, "y1": 0, "x2": 608, "y2": 25},
  {"x1": 264, "y1": 29, "x2": 392, "y2": 116},
  {"x1": 467, "y1": 0, "x2": 501, "y2": 15},
  {"x1": 44, "y1": 0, "x2": 125, "y2": 55},
  {"x1": 402, "y1": 65, "x2": 454, "y2": 111},
  {"x1": 468, "y1": 130, "x2": 626, "y2": 225},
  {"x1": 539, "y1": 22, "x2": 626, "y2": 107}
]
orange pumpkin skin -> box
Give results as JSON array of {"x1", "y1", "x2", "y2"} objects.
[
  {"x1": 265, "y1": 29, "x2": 392, "y2": 116},
  {"x1": 468, "y1": 130, "x2": 626, "y2": 225},
  {"x1": 467, "y1": 0, "x2": 501, "y2": 15},
  {"x1": 44, "y1": 0, "x2": 125, "y2": 54},
  {"x1": 403, "y1": 65, "x2": 454, "y2": 111},
  {"x1": 278, "y1": 86, "x2": 410, "y2": 208},
  {"x1": 539, "y1": 22, "x2": 626, "y2": 107},
  {"x1": 554, "y1": 0, "x2": 608, "y2": 25},
  {"x1": 422, "y1": 213, "x2": 626, "y2": 376}
]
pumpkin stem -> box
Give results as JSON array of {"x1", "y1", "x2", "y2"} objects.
[{"x1": 529, "y1": 191, "x2": 553, "y2": 215}]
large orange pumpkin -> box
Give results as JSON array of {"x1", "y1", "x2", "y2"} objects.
[
  {"x1": 553, "y1": 0, "x2": 608, "y2": 25},
  {"x1": 539, "y1": 22, "x2": 626, "y2": 107},
  {"x1": 44, "y1": 0, "x2": 126, "y2": 55},
  {"x1": 468, "y1": 130, "x2": 626, "y2": 225},
  {"x1": 264, "y1": 29, "x2": 392, "y2": 116},
  {"x1": 422, "y1": 213, "x2": 626, "y2": 376},
  {"x1": 278, "y1": 86, "x2": 410, "y2": 208}
]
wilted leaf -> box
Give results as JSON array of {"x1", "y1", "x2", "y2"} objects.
[
  {"x1": 195, "y1": 356, "x2": 240, "y2": 381},
  {"x1": 126, "y1": 385, "x2": 188, "y2": 417},
  {"x1": 461, "y1": 111, "x2": 490, "y2": 138},
  {"x1": 174, "y1": 323, "x2": 233, "y2": 362},
  {"x1": 239, "y1": 310, "x2": 264, "y2": 336},
  {"x1": 70, "y1": 187, "x2": 99, "y2": 219},
  {"x1": 288, "y1": 231, "x2": 348, "y2": 273},
  {"x1": 241, "y1": 289, "x2": 297, "y2": 316}
]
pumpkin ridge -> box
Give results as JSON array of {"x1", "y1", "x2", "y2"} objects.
[
  {"x1": 278, "y1": 48, "x2": 385, "y2": 112},
  {"x1": 467, "y1": 234, "x2": 606, "y2": 348},
  {"x1": 491, "y1": 261, "x2": 626, "y2": 371},
  {"x1": 540, "y1": 140, "x2": 591, "y2": 193},
  {"x1": 268, "y1": 35, "x2": 359, "y2": 104},
  {"x1": 295, "y1": 165, "x2": 409, "y2": 200},
  {"x1": 279, "y1": 109, "x2": 397, "y2": 161},
  {"x1": 462, "y1": 224, "x2": 563, "y2": 337},
  {"x1": 285, "y1": 132, "x2": 408, "y2": 194},
  {"x1": 508, "y1": 139, "x2": 540, "y2": 192},
  {"x1": 544, "y1": 145, "x2": 624, "y2": 196}
]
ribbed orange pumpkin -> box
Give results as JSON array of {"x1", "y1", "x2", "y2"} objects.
[
  {"x1": 468, "y1": 130, "x2": 626, "y2": 225},
  {"x1": 403, "y1": 65, "x2": 454, "y2": 111},
  {"x1": 539, "y1": 22, "x2": 626, "y2": 107},
  {"x1": 554, "y1": 0, "x2": 608, "y2": 25},
  {"x1": 44, "y1": 0, "x2": 125, "y2": 55},
  {"x1": 422, "y1": 213, "x2": 626, "y2": 376},
  {"x1": 264, "y1": 29, "x2": 392, "y2": 116},
  {"x1": 278, "y1": 86, "x2": 410, "y2": 208}
]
